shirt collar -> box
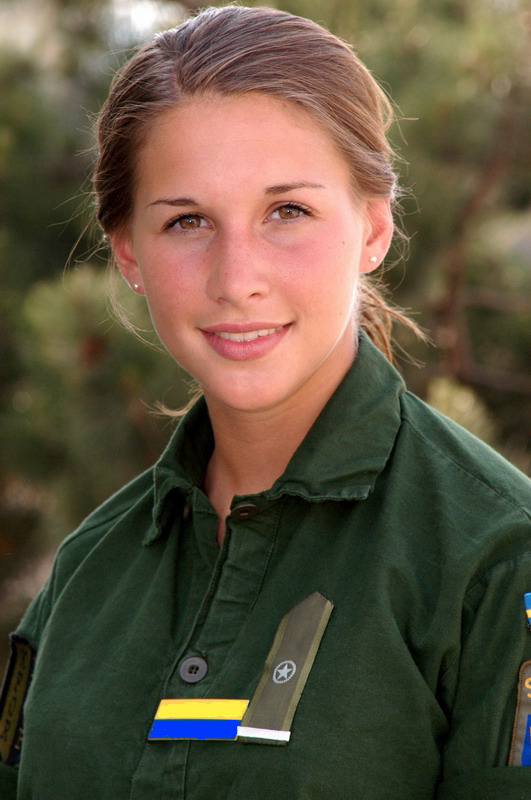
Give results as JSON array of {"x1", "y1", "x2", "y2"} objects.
[
  {"x1": 146, "y1": 333, "x2": 404, "y2": 544},
  {"x1": 269, "y1": 332, "x2": 404, "y2": 502}
]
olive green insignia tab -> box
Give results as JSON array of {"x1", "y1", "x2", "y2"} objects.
[
  {"x1": 0, "y1": 635, "x2": 35, "y2": 765},
  {"x1": 508, "y1": 661, "x2": 531, "y2": 766},
  {"x1": 238, "y1": 591, "x2": 333, "y2": 745}
]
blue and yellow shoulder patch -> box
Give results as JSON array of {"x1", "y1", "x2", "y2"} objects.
[
  {"x1": 509, "y1": 660, "x2": 531, "y2": 766},
  {"x1": 523, "y1": 593, "x2": 531, "y2": 632}
]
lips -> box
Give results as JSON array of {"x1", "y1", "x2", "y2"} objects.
[{"x1": 200, "y1": 323, "x2": 290, "y2": 361}]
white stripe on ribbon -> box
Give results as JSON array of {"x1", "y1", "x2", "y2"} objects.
[{"x1": 236, "y1": 725, "x2": 291, "y2": 742}]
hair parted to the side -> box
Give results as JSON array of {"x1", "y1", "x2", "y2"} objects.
[{"x1": 93, "y1": 4, "x2": 423, "y2": 363}]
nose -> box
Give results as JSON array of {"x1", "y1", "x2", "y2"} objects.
[{"x1": 206, "y1": 230, "x2": 271, "y2": 306}]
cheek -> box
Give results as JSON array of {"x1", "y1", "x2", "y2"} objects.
[
  {"x1": 276, "y1": 232, "x2": 345, "y2": 279},
  {"x1": 139, "y1": 248, "x2": 204, "y2": 308},
  {"x1": 139, "y1": 272, "x2": 196, "y2": 342},
  {"x1": 297, "y1": 235, "x2": 360, "y2": 294}
]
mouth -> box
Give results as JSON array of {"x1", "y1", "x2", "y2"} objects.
[
  {"x1": 214, "y1": 326, "x2": 283, "y2": 342},
  {"x1": 200, "y1": 323, "x2": 291, "y2": 361}
]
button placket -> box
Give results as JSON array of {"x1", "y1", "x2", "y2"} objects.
[{"x1": 191, "y1": 502, "x2": 281, "y2": 695}]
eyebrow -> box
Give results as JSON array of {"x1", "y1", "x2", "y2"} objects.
[
  {"x1": 147, "y1": 197, "x2": 199, "y2": 209},
  {"x1": 265, "y1": 182, "x2": 325, "y2": 195}
]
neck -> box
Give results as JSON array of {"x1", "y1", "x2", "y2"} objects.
[
  {"x1": 203, "y1": 361, "x2": 352, "y2": 525},
  {"x1": 205, "y1": 405, "x2": 305, "y2": 506}
]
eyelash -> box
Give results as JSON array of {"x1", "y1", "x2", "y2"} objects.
[
  {"x1": 270, "y1": 202, "x2": 313, "y2": 221},
  {"x1": 165, "y1": 214, "x2": 207, "y2": 232},
  {"x1": 164, "y1": 202, "x2": 313, "y2": 232}
]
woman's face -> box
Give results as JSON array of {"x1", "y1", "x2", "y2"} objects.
[{"x1": 113, "y1": 93, "x2": 392, "y2": 416}]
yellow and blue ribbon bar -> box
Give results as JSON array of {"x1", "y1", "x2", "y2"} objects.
[{"x1": 148, "y1": 699, "x2": 249, "y2": 741}]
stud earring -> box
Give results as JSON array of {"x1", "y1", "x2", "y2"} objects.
[
  {"x1": 368, "y1": 256, "x2": 378, "y2": 264},
  {"x1": 133, "y1": 283, "x2": 140, "y2": 290}
]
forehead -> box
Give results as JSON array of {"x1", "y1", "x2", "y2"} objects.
[{"x1": 134, "y1": 92, "x2": 351, "y2": 194}]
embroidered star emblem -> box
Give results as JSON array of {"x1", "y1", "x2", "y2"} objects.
[{"x1": 273, "y1": 660, "x2": 297, "y2": 684}]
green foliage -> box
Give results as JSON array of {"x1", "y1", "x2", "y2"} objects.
[
  {"x1": 3, "y1": 266, "x2": 187, "y2": 543},
  {"x1": 0, "y1": 53, "x2": 83, "y2": 288}
]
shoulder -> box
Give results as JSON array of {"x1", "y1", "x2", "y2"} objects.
[
  {"x1": 397, "y1": 390, "x2": 530, "y2": 521},
  {"x1": 383, "y1": 393, "x2": 531, "y2": 634},
  {"x1": 16, "y1": 467, "x2": 157, "y2": 646},
  {"x1": 53, "y1": 466, "x2": 156, "y2": 580}
]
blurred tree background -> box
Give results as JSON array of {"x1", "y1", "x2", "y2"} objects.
[{"x1": 0, "y1": 0, "x2": 530, "y2": 674}]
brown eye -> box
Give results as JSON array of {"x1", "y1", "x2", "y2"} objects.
[
  {"x1": 276, "y1": 205, "x2": 303, "y2": 220},
  {"x1": 177, "y1": 215, "x2": 202, "y2": 229}
]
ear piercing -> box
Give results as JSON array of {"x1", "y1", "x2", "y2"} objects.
[{"x1": 368, "y1": 256, "x2": 378, "y2": 264}]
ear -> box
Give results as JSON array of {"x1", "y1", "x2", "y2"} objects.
[
  {"x1": 359, "y1": 196, "x2": 394, "y2": 274},
  {"x1": 110, "y1": 231, "x2": 144, "y2": 294}
]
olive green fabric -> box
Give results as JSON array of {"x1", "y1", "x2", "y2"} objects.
[{"x1": 1, "y1": 334, "x2": 531, "y2": 798}]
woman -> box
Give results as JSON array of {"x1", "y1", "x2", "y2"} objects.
[{"x1": 1, "y1": 6, "x2": 530, "y2": 798}]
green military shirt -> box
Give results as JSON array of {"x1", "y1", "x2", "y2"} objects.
[{"x1": 1, "y1": 334, "x2": 531, "y2": 798}]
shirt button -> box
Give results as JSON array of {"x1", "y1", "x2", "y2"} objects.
[
  {"x1": 179, "y1": 656, "x2": 208, "y2": 684},
  {"x1": 230, "y1": 502, "x2": 259, "y2": 520}
]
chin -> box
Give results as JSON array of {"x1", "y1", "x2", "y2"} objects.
[{"x1": 203, "y1": 378, "x2": 295, "y2": 415}]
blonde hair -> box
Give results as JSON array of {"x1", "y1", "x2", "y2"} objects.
[{"x1": 94, "y1": 4, "x2": 421, "y2": 362}]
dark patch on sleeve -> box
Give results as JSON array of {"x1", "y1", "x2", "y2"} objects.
[{"x1": 0, "y1": 634, "x2": 35, "y2": 765}]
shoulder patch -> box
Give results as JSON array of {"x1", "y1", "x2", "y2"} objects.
[
  {"x1": 508, "y1": 660, "x2": 531, "y2": 766},
  {"x1": 0, "y1": 635, "x2": 35, "y2": 765}
]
